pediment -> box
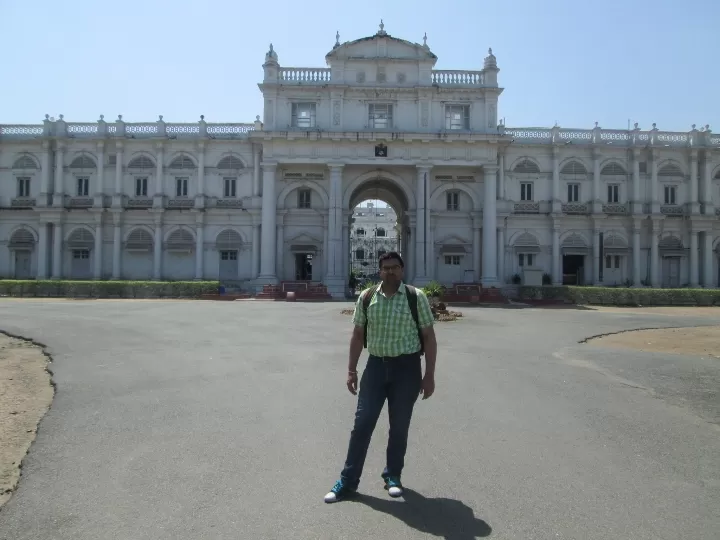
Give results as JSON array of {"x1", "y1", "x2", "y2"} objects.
[
  {"x1": 287, "y1": 233, "x2": 322, "y2": 245},
  {"x1": 326, "y1": 34, "x2": 437, "y2": 63},
  {"x1": 436, "y1": 234, "x2": 470, "y2": 245}
]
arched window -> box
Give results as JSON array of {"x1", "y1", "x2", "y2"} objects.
[{"x1": 376, "y1": 228, "x2": 386, "y2": 237}]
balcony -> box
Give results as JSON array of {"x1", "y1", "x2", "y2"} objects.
[
  {"x1": 660, "y1": 205, "x2": 684, "y2": 216},
  {"x1": 126, "y1": 197, "x2": 153, "y2": 209},
  {"x1": 561, "y1": 203, "x2": 589, "y2": 215},
  {"x1": 10, "y1": 197, "x2": 36, "y2": 208},
  {"x1": 602, "y1": 203, "x2": 628, "y2": 215},
  {"x1": 67, "y1": 197, "x2": 93, "y2": 208},
  {"x1": 167, "y1": 198, "x2": 194, "y2": 209},
  {"x1": 513, "y1": 202, "x2": 540, "y2": 214},
  {"x1": 215, "y1": 198, "x2": 244, "y2": 208}
]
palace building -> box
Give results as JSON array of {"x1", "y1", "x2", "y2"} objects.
[{"x1": 1, "y1": 23, "x2": 719, "y2": 298}]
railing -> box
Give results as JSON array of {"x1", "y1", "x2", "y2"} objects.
[
  {"x1": 660, "y1": 205, "x2": 684, "y2": 216},
  {"x1": 602, "y1": 203, "x2": 628, "y2": 214},
  {"x1": 11, "y1": 197, "x2": 36, "y2": 208},
  {"x1": 279, "y1": 67, "x2": 331, "y2": 83},
  {"x1": 432, "y1": 70, "x2": 484, "y2": 86},
  {"x1": 561, "y1": 203, "x2": 588, "y2": 214},
  {"x1": 513, "y1": 202, "x2": 540, "y2": 213}
]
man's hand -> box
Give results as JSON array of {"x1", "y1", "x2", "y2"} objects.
[
  {"x1": 420, "y1": 375, "x2": 435, "y2": 400},
  {"x1": 347, "y1": 372, "x2": 358, "y2": 395}
]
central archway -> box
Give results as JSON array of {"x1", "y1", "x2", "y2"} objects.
[{"x1": 342, "y1": 170, "x2": 414, "y2": 291}]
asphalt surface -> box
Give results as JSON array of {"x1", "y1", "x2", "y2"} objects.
[{"x1": 0, "y1": 300, "x2": 718, "y2": 540}]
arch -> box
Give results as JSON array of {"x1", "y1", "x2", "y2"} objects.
[
  {"x1": 12, "y1": 154, "x2": 40, "y2": 170},
  {"x1": 216, "y1": 228, "x2": 245, "y2": 249},
  {"x1": 510, "y1": 231, "x2": 540, "y2": 248},
  {"x1": 66, "y1": 226, "x2": 95, "y2": 249},
  {"x1": 603, "y1": 233, "x2": 629, "y2": 249},
  {"x1": 713, "y1": 235, "x2": 720, "y2": 252},
  {"x1": 711, "y1": 163, "x2": 720, "y2": 180},
  {"x1": 600, "y1": 161, "x2": 627, "y2": 175},
  {"x1": 343, "y1": 169, "x2": 415, "y2": 212},
  {"x1": 277, "y1": 180, "x2": 329, "y2": 209},
  {"x1": 127, "y1": 153, "x2": 156, "y2": 170},
  {"x1": 167, "y1": 152, "x2": 197, "y2": 169},
  {"x1": 124, "y1": 226, "x2": 154, "y2": 250},
  {"x1": 510, "y1": 157, "x2": 541, "y2": 174},
  {"x1": 429, "y1": 183, "x2": 480, "y2": 211},
  {"x1": 560, "y1": 231, "x2": 588, "y2": 247},
  {"x1": 69, "y1": 153, "x2": 97, "y2": 169},
  {"x1": 658, "y1": 235, "x2": 683, "y2": 249},
  {"x1": 559, "y1": 159, "x2": 588, "y2": 175},
  {"x1": 164, "y1": 225, "x2": 196, "y2": 244},
  {"x1": 8, "y1": 226, "x2": 37, "y2": 248},
  {"x1": 657, "y1": 160, "x2": 685, "y2": 177},
  {"x1": 216, "y1": 154, "x2": 246, "y2": 170}
]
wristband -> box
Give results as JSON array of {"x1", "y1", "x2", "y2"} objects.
[{"x1": 348, "y1": 370, "x2": 357, "y2": 374}]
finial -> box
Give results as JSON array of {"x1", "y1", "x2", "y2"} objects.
[
  {"x1": 634, "y1": 122, "x2": 638, "y2": 129},
  {"x1": 594, "y1": 121, "x2": 598, "y2": 128},
  {"x1": 379, "y1": 19, "x2": 384, "y2": 32},
  {"x1": 423, "y1": 32, "x2": 427, "y2": 47},
  {"x1": 488, "y1": 47, "x2": 493, "y2": 55},
  {"x1": 691, "y1": 123, "x2": 696, "y2": 130},
  {"x1": 158, "y1": 115, "x2": 163, "y2": 121},
  {"x1": 335, "y1": 30, "x2": 340, "y2": 45},
  {"x1": 59, "y1": 114, "x2": 64, "y2": 120},
  {"x1": 269, "y1": 43, "x2": 274, "y2": 53},
  {"x1": 200, "y1": 115, "x2": 204, "y2": 121},
  {"x1": 99, "y1": 114, "x2": 104, "y2": 121},
  {"x1": 118, "y1": 114, "x2": 123, "y2": 121},
  {"x1": 652, "y1": 122, "x2": 657, "y2": 129},
  {"x1": 706, "y1": 124, "x2": 710, "y2": 130},
  {"x1": 45, "y1": 114, "x2": 49, "y2": 120},
  {"x1": 256, "y1": 115, "x2": 261, "y2": 122}
]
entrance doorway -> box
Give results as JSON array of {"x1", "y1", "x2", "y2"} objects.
[
  {"x1": 14, "y1": 251, "x2": 32, "y2": 278},
  {"x1": 562, "y1": 254, "x2": 585, "y2": 285},
  {"x1": 295, "y1": 253, "x2": 313, "y2": 281},
  {"x1": 662, "y1": 257, "x2": 680, "y2": 288},
  {"x1": 219, "y1": 250, "x2": 238, "y2": 281}
]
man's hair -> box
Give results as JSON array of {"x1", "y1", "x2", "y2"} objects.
[{"x1": 378, "y1": 251, "x2": 404, "y2": 269}]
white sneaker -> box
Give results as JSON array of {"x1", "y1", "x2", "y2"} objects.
[
  {"x1": 324, "y1": 479, "x2": 355, "y2": 503},
  {"x1": 384, "y1": 476, "x2": 403, "y2": 497}
]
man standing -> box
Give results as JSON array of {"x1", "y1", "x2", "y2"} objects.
[{"x1": 324, "y1": 251, "x2": 437, "y2": 503}]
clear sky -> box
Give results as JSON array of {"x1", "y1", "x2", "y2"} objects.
[{"x1": 1, "y1": 0, "x2": 717, "y2": 133}]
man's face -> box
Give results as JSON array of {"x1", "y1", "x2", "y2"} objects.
[{"x1": 379, "y1": 258, "x2": 404, "y2": 283}]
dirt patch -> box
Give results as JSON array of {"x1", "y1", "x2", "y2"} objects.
[
  {"x1": 588, "y1": 326, "x2": 720, "y2": 358},
  {"x1": 0, "y1": 334, "x2": 54, "y2": 509}
]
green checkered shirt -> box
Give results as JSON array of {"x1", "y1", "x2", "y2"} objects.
[{"x1": 352, "y1": 282, "x2": 435, "y2": 357}]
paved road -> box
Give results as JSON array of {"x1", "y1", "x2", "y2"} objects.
[{"x1": 0, "y1": 300, "x2": 718, "y2": 540}]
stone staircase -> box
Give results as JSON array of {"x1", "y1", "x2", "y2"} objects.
[{"x1": 255, "y1": 281, "x2": 333, "y2": 301}]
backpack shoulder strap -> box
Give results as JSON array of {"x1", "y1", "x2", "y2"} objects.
[
  {"x1": 404, "y1": 285, "x2": 424, "y2": 355},
  {"x1": 361, "y1": 286, "x2": 378, "y2": 348}
]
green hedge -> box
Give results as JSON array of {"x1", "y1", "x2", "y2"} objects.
[
  {"x1": 0, "y1": 280, "x2": 220, "y2": 299},
  {"x1": 517, "y1": 286, "x2": 720, "y2": 306}
]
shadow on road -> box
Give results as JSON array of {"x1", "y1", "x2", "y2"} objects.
[{"x1": 350, "y1": 488, "x2": 492, "y2": 539}]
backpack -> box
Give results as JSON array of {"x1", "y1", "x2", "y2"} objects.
[{"x1": 361, "y1": 284, "x2": 424, "y2": 355}]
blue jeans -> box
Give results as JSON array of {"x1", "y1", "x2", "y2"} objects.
[{"x1": 340, "y1": 353, "x2": 422, "y2": 489}]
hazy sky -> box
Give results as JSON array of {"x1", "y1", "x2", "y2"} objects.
[{"x1": 2, "y1": 0, "x2": 717, "y2": 133}]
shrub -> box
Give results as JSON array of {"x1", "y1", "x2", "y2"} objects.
[
  {"x1": 516, "y1": 285, "x2": 720, "y2": 307},
  {"x1": 0, "y1": 280, "x2": 220, "y2": 299},
  {"x1": 421, "y1": 281, "x2": 445, "y2": 298}
]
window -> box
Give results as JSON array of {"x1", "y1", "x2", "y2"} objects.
[
  {"x1": 297, "y1": 189, "x2": 311, "y2": 209},
  {"x1": 605, "y1": 255, "x2": 620, "y2": 269},
  {"x1": 664, "y1": 185, "x2": 677, "y2": 205},
  {"x1": 175, "y1": 177, "x2": 188, "y2": 197},
  {"x1": 377, "y1": 249, "x2": 386, "y2": 258},
  {"x1": 446, "y1": 191, "x2": 459, "y2": 211},
  {"x1": 355, "y1": 249, "x2": 365, "y2": 260},
  {"x1": 369, "y1": 104, "x2": 392, "y2": 129},
  {"x1": 445, "y1": 105, "x2": 469, "y2": 130},
  {"x1": 376, "y1": 228, "x2": 386, "y2": 237},
  {"x1": 73, "y1": 250, "x2": 90, "y2": 260},
  {"x1": 355, "y1": 228, "x2": 365, "y2": 237},
  {"x1": 76, "y1": 176, "x2": 89, "y2": 197},
  {"x1": 17, "y1": 177, "x2": 30, "y2": 197},
  {"x1": 518, "y1": 253, "x2": 534, "y2": 267},
  {"x1": 520, "y1": 182, "x2": 533, "y2": 201},
  {"x1": 223, "y1": 177, "x2": 236, "y2": 198},
  {"x1": 567, "y1": 183, "x2": 580, "y2": 202},
  {"x1": 135, "y1": 177, "x2": 148, "y2": 197},
  {"x1": 220, "y1": 251, "x2": 237, "y2": 261},
  {"x1": 291, "y1": 103, "x2": 316, "y2": 128},
  {"x1": 444, "y1": 255, "x2": 461, "y2": 265},
  {"x1": 607, "y1": 184, "x2": 619, "y2": 203}
]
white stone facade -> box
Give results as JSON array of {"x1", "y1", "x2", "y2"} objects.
[{"x1": 1, "y1": 23, "x2": 719, "y2": 297}]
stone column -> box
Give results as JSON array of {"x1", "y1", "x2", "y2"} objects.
[
  {"x1": 52, "y1": 222, "x2": 63, "y2": 279},
  {"x1": 551, "y1": 147, "x2": 561, "y2": 213},
  {"x1": 497, "y1": 154, "x2": 505, "y2": 200},
  {"x1": 154, "y1": 143, "x2": 164, "y2": 196},
  {"x1": 39, "y1": 142, "x2": 51, "y2": 207},
  {"x1": 115, "y1": 143, "x2": 123, "y2": 194},
  {"x1": 703, "y1": 153, "x2": 714, "y2": 214},
  {"x1": 552, "y1": 227, "x2": 561, "y2": 285},
  {"x1": 426, "y1": 215, "x2": 434, "y2": 281},
  {"x1": 650, "y1": 221, "x2": 660, "y2": 287},
  {"x1": 251, "y1": 222, "x2": 260, "y2": 279},
  {"x1": 152, "y1": 217, "x2": 162, "y2": 281},
  {"x1": 689, "y1": 231, "x2": 699, "y2": 287},
  {"x1": 322, "y1": 213, "x2": 329, "y2": 280},
  {"x1": 195, "y1": 219, "x2": 204, "y2": 280},
  {"x1": 327, "y1": 165, "x2": 344, "y2": 279},
  {"x1": 703, "y1": 232, "x2": 714, "y2": 288},
  {"x1": 632, "y1": 149, "x2": 642, "y2": 214},
  {"x1": 689, "y1": 151, "x2": 699, "y2": 215},
  {"x1": 650, "y1": 150, "x2": 660, "y2": 214},
  {"x1": 195, "y1": 142, "x2": 205, "y2": 208},
  {"x1": 37, "y1": 223, "x2": 48, "y2": 279},
  {"x1": 632, "y1": 225, "x2": 641, "y2": 286},
  {"x1": 415, "y1": 166, "x2": 430, "y2": 282},
  {"x1": 473, "y1": 218, "x2": 481, "y2": 283},
  {"x1": 93, "y1": 217, "x2": 103, "y2": 279},
  {"x1": 276, "y1": 218, "x2": 284, "y2": 280},
  {"x1": 112, "y1": 214, "x2": 122, "y2": 279},
  {"x1": 481, "y1": 165, "x2": 498, "y2": 286},
  {"x1": 342, "y1": 218, "x2": 349, "y2": 287},
  {"x1": 592, "y1": 150, "x2": 602, "y2": 213},
  {"x1": 258, "y1": 163, "x2": 277, "y2": 282},
  {"x1": 497, "y1": 227, "x2": 505, "y2": 285},
  {"x1": 593, "y1": 228, "x2": 601, "y2": 285},
  {"x1": 253, "y1": 144, "x2": 261, "y2": 197},
  {"x1": 53, "y1": 143, "x2": 65, "y2": 208},
  {"x1": 95, "y1": 141, "x2": 105, "y2": 207},
  {"x1": 407, "y1": 224, "x2": 415, "y2": 283}
]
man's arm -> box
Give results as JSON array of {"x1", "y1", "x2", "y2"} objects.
[
  {"x1": 416, "y1": 291, "x2": 437, "y2": 378},
  {"x1": 349, "y1": 294, "x2": 367, "y2": 374}
]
